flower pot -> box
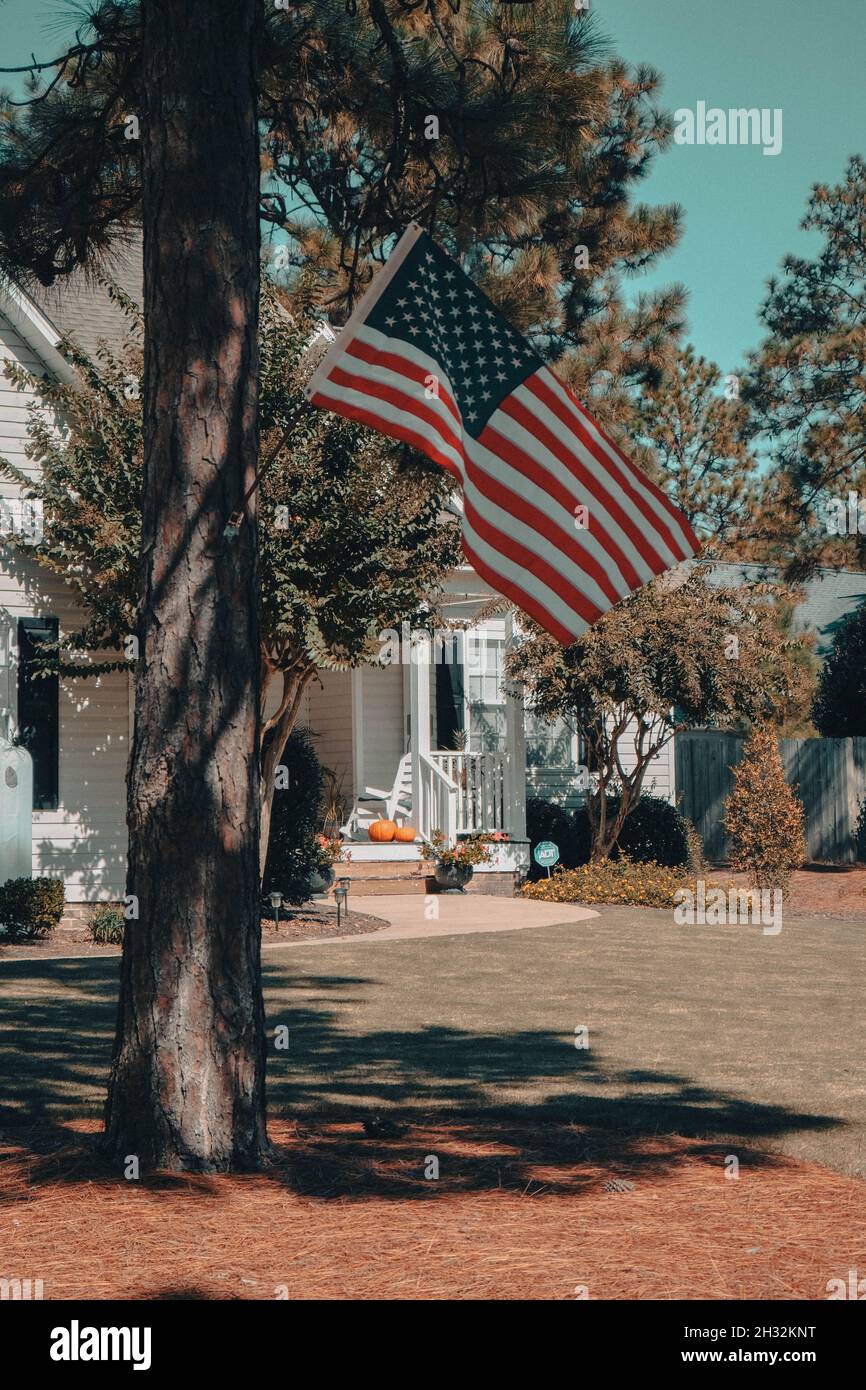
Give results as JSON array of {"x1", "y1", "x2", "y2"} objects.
[
  {"x1": 307, "y1": 866, "x2": 336, "y2": 896},
  {"x1": 434, "y1": 861, "x2": 473, "y2": 892}
]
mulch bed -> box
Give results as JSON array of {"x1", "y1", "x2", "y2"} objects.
[
  {"x1": 1, "y1": 1115, "x2": 863, "y2": 1300},
  {"x1": 713, "y1": 867, "x2": 866, "y2": 920},
  {"x1": 0, "y1": 906, "x2": 388, "y2": 961}
]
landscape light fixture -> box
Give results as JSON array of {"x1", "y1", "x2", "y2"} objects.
[
  {"x1": 334, "y1": 884, "x2": 348, "y2": 928},
  {"x1": 269, "y1": 891, "x2": 283, "y2": 927}
]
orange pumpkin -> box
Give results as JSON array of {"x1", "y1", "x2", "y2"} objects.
[
  {"x1": 368, "y1": 818, "x2": 397, "y2": 843},
  {"x1": 394, "y1": 824, "x2": 417, "y2": 843}
]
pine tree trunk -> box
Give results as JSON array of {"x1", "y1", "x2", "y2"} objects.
[{"x1": 103, "y1": 0, "x2": 268, "y2": 1173}]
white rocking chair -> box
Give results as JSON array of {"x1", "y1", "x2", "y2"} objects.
[{"x1": 345, "y1": 753, "x2": 413, "y2": 838}]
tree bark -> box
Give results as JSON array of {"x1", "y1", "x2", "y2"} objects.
[{"x1": 103, "y1": 0, "x2": 267, "y2": 1172}]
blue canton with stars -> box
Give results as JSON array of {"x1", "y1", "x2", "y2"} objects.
[{"x1": 365, "y1": 230, "x2": 543, "y2": 439}]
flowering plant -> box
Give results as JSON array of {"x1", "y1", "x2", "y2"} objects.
[
  {"x1": 315, "y1": 834, "x2": 350, "y2": 869},
  {"x1": 422, "y1": 829, "x2": 507, "y2": 867}
]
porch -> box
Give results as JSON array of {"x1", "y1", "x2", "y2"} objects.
[{"x1": 339, "y1": 613, "x2": 529, "y2": 870}]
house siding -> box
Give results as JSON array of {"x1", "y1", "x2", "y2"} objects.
[
  {"x1": 306, "y1": 669, "x2": 355, "y2": 798},
  {"x1": 2, "y1": 312, "x2": 129, "y2": 903},
  {"x1": 0, "y1": 547, "x2": 129, "y2": 902}
]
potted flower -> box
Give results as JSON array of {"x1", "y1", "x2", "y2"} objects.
[
  {"x1": 307, "y1": 834, "x2": 348, "y2": 896},
  {"x1": 422, "y1": 829, "x2": 506, "y2": 892}
]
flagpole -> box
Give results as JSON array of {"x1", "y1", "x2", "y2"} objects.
[{"x1": 304, "y1": 221, "x2": 425, "y2": 402}]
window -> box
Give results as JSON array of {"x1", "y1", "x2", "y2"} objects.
[
  {"x1": 467, "y1": 635, "x2": 506, "y2": 752},
  {"x1": 524, "y1": 710, "x2": 577, "y2": 770},
  {"x1": 16, "y1": 617, "x2": 59, "y2": 811}
]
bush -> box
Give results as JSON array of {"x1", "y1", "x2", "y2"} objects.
[
  {"x1": 722, "y1": 725, "x2": 806, "y2": 894},
  {"x1": 522, "y1": 856, "x2": 686, "y2": 908},
  {"x1": 0, "y1": 876, "x2": 65, "y2": 941},
  {"x1": 571, "y1": 794, "x2": 692, "y2": 867},
  {"x1": 262, "y1": 727, "x2": 330, "y2": 905},
  {"x1": 525, "y1": 797, "x2": 576, "y2": 878},
  {"x1": 89, "y1": 905, "x2": 125, "y2": 945},
  {"x1": 812, "y1": 605, "x2": 866, "y2": 736}
]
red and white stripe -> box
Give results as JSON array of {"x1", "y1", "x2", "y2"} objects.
[{"x1": 306, "y1": 242, "x2": 700, "y2": 645}]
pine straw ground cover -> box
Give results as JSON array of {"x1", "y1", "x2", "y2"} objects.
[{"x1": 1, "y1": 1116, "x2": 865, "y2": 1301}]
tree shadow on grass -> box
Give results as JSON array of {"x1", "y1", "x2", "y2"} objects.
[{"x1": 0, "y1": 955, "x2": 846, "y2": 1202}]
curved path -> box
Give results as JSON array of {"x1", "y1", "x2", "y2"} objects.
[{"x1": 266, "y1": 892, "x2": 597, "y2": 947}]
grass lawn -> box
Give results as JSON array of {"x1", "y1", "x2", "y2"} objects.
[
  {"x1": 1, "y1": 906, "x2": 863, "y2": 1174},
  {"x1": 1, "y1": 907, "x2": 864, "y2": 1299}
]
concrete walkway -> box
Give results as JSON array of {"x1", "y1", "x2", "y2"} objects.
[{"x1": 266, "y1": 892, "x2": 597, "y2": 948}]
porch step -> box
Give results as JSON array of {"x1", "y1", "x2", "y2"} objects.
[{"x1": 339, "y1": 858, "x2": 428, "y2": 896}]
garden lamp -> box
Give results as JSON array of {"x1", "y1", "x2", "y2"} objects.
[
  {"x1": 268, "y1": 891, "x2": 282, "y2": 926},
  {"x1": 334, "y1": 884, "x2": 348, "y2": 928}
]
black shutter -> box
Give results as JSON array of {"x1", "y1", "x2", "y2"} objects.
[
  {"x1": 17, "y1": 617, "x2": 59, "y2": 811},
  {"x1": 435, "y1": 634, "x2": 465, "y2": 749}
]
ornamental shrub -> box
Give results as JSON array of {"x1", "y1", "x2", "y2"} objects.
[
  {"x1": 570, "y1": 794, "x2": 692, "y2": 867},
  {"x1": 722, "y1": 726, "x2": 806, "y2": 894},
  {"x1": 0, "y1": 876, "x2": 65, "y2": 940},
  {"x1": 89, "y1": 905, "x2": 126, "y2": 945},
  {"x1": 521, "y1": 856, "x2": 686, "y2": 908},
  {"x1": 262, "y1": 727, "x2": 330, "y2": 905},
  {"x1": 525, "y1": 797, "x2": 576, "y2": 878}
]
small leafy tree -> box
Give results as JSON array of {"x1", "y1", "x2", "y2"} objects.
[
  {"x1": 507, "y1": 566, "x2": 814, "y2": 860},
  {"x1": 811, "y1": 604, "x2": 866, "y2": 736},
  {"x1": 0, "y1": 280, "x2": 460, "y2": 873},
  {"x1": 722, "y1": 726, "x2": 806, "y2": 892}
]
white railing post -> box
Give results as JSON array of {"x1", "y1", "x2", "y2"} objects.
[
  {"x1": 504, "y1": 613, "x2": 527, "y2": 842},
  {"x1": 409, "y1": 633, "x2": 431, "y2": 834}
]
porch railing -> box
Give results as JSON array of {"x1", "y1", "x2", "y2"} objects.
[
  {"x1": 416, "y1": 752, "x2": 458, "y2": 842},
  {"x1": 429, "y1": 752, "x2": 508, "y2": 835}
]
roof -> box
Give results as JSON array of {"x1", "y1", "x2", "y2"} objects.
[
  {"x1": 708, "y1": 561, "x2": 866, "y2": 659},
  {"x1": 14, "y1": 239, "x2": 142, "y2": 362}
]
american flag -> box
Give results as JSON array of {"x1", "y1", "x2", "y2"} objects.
[{"x1": 305, "y1": 224, "x2": 700, "y2": 644}]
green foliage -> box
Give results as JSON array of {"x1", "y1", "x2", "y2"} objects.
[
  {"x1": 262, "y1": 727, "x2": 330, "y2": 906},
  {"x1": 0, "y1": 876, "x2": 65, "y2": 940},
  {"x1": 89, "y1": 904, "x2": 126, "y2": 945},
  {"x1": 0, "y1": 282, "x2": 457, "y2": 682},
  {"x1": 522, "y1": 856, "x2": 686, "y2": 908},
  {"x1": 722, "y1": 726, "x2": 806, "y2": 893},
  {"x1": 0, "y1": 2, "x2": 684, "y2": 368},
  {"x1": 636, "y1": 345, "x2": 757, "y2": 547},
  {"x1": 571, "y1": 794, "x2": 691, "y2": 868},
  {"x1": 525, "y1": 796, "x2": 576, "y2": 879},
  {"x1": 745, "y1": 156, "x2": 866, "y2": 576},
  {"x1": 510, "y1": 565, "x2": 815, "y2": 859},
  {"x1": 812, "y1": 604, "x2": 866, "y2": 736}
]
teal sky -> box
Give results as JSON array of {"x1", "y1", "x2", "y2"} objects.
[{"x1": 1, "y1": 0, "x2": 864, "y2": 371}]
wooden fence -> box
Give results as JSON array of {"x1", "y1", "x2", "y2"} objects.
[{"x1": 675, "y1": 732, "x2": 866, "y2": 863}]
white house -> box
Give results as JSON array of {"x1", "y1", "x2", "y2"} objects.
[{"x1": 0, "y1": 258, "x2": 677, "y2": 902}]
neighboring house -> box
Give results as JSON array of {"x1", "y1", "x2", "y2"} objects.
[
  {"x1": 2, "y1": 263, "x2": 863, "y2": 900},
  {"x1": 1, "y1": 256, "x2": 141, "y2": 901}
]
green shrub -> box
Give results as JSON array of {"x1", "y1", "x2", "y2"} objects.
[
  {"x1": 0, "y1": 876, "x2": 65, "y2": 941},
  {"x1": 263, "y1": 727, "x2": 330, "y2": 905},
  {"x1": 89, "y1": 905, "x2": 125, "y2": 945},
  {"x1": 522, "y1": 856, "x2": 686, "y2": 908},
  {"x1": 571, "y1": 794, "x2": 691, "y2": 867},
  {"x1": 525, "y1": 797, "x2": 576, "y2": 879}
]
